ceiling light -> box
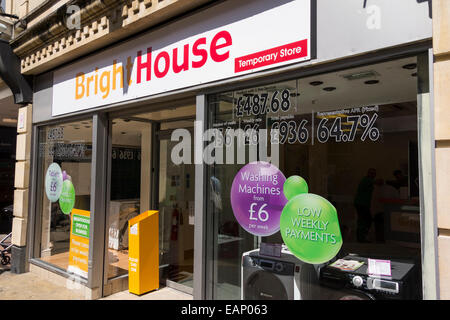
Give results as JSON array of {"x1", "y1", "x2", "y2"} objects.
[
  {"x1": 317, "y1": 113, "x2": 348, "y2": 119},
  {"x1": 309, "y1": 81, "x2": 323, "y2": 86},
  {"x1": 402, "y1": 63, "x2": 417, "y2": 70},
  {"x1": 323, "y1": 87, "x2": 336, "y2": 92},
  {"x1": 364, "y1": 80, "x2": 379, "y2": 85},
  {"x1": 2, "y1": 118, "x2": 17, "y2": 123},
  {"x1": 342, "y1": 128, "x2": 361, "y2": 132},
  {"x1": 341, "y1": 70, "x2": 379, "y2": 81}
]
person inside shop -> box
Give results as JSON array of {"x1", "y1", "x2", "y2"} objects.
[
  {"x1": 387, "y1": 169, "x2": 408, "y2": 190},
  {"x1": 354, "y1": 168, "x2": 376, "y2": 243},
  {"x1": 371, "y1": 178, "x2": 400, "y2": 243}
]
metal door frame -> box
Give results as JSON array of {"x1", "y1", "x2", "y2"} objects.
[{"x1": 155, "y1": 121, "x2": 195, "y2": 296}]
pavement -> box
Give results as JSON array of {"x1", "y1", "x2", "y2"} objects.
[
  {"x1": 0, "y1": 237, "x2": 85, "y2": 300},
  {"x1": 100, "y1": 287, "x2": 193, "y2": 300},
  {"x1": 0, "y1": 271, "x2": 85, "y2": 300},
  {"x1": 0, "y1": 267, "x2": 192, "y2": 300},
  {"x1": 0, "y1": 234, "x2": 192, "y2": 300}
]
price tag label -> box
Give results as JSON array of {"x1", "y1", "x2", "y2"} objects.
[
  {"x1": 368, "y1": 259, "x2": 392, "y2": 277},
  {"x1": 130, "y1": 224, "x2": 138, "y2": 235},
  {"x1": 259, "y1": 242, "x2": 282, "y2": 258}
]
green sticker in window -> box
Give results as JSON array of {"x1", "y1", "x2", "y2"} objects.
[
  {"x1": 72, "y1": 214, "x2": 90, "y2": 238},
  {"x1": 59, "y1": 179, "x2": 75, "y2": 215},
  {"x1": 280, "y1": 176, "x2": 343, "y2": 264},
  {"x1": 283, "y1": 175, "x2": 308, "y2": 201}
]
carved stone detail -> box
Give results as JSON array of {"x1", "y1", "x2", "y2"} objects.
[{"x1": 12, "y1": 0, "x2": 211, "y2": 74}]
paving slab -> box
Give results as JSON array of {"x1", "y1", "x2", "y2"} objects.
[
  {"x1": 0, "y1": 271, "x2": 84, "y2": 300},
  {"x1": 101, "y1": 287, "x2": 193, "y2": 300},
  {"x1": 0, "y1": 269, "x2": 192, "y2": 300}
]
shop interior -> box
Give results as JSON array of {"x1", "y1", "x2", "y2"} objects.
[
  {"x1": 276, "y1": 57, "x2": 421, "y2": 259},
  {"x1": 209, "y1": 56, "x2": 423, "y2": 299}
]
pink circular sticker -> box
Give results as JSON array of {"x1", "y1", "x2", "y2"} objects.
[{"x1": 230, "y1": 161, "x2": 287, "y2": 236}]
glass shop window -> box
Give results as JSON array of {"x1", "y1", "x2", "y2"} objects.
[
  {"x1": 207, "y1": 57, "x2": 422, "y2": 300},
  {"x1": 36, "y1": 120, "x2": 92, "y2": 278}
]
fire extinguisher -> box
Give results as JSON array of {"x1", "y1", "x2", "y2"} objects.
[{"x1": 170, "y1": 205, "x2": 180, "y2": 241}]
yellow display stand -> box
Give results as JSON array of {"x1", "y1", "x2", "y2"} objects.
[{"x1": 128, "y1": 210, "x2": 159, "y2": 295}]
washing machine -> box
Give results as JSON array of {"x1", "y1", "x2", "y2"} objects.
[
  {"x1": 319, "y1": 255, "x2": 418, "y2": 300},
  {"x1": 241, "y1": 246, "x2": 320, "y2": 300}
]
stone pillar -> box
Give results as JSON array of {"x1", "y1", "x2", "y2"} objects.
[
  {"x1": 433, "y1": 1, "x2": 450, "y2": 300},
  {"x1": 11, "y1": 105, "x2": 32, "y2": 274}
]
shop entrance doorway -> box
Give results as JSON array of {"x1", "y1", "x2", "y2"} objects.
[{"x1": 104, "y1": 101, "x2": 196, "y2": 297}]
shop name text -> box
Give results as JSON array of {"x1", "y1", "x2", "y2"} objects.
[{"x1": 74, "y1": 30, "x2": 232, "y2": 100}]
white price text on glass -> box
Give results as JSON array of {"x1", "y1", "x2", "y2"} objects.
[
  {"x1": 235, "y1": 89, "x2": 292, "y2": 117},
  {"x1": 270, "y1": 113, "x2": 380, "y2": 144},
  {"x1": 316, "y1": 113, "x2": 380, "y2": 143},
  {"x1": 47, "y1": 127, "x2": 64, "y2": 141},
  {"x1": 112, "y1": 148, "x2": 141, "y2": 160},
  {"x1": 271, "y1": 119, "x2": 309, "y2": 144},
  {"x1": 249, "y1": 203, "x2": 269, "y2": 222}
]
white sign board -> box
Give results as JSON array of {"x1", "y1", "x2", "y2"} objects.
[{"x1": 52, "y1": 0, "x2": 311, "y2": 116}]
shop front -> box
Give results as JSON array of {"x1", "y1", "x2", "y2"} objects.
[{"x1": 27, "y1": 0, "x2": 435, "y2": 299}]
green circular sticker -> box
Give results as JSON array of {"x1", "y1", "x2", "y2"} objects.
[
  {"x1": 280, "y1": 192, "x2": 343, "y2": 264},
  {"x1": 283, "y1": 175, "x2": 308, "y2": 200},
  {"x1": 59, "y1": 180, "x2": 75, "y2": 215}
]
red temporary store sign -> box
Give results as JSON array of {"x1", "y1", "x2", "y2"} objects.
[{"x1": 235, "y1": 39, "x2": 308, "y2": 73}]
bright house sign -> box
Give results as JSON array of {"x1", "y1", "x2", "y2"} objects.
[{"x1": 52, "y1": 0, "x2": 311, "y2": 116}]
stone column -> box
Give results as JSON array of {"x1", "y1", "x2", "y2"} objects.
[
  {"x1": 433, "y1": 1, "x2": 450, "y2": 300},
  {"x1": 11, "y1": 105, "x2": 32, "y2": 273}
]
